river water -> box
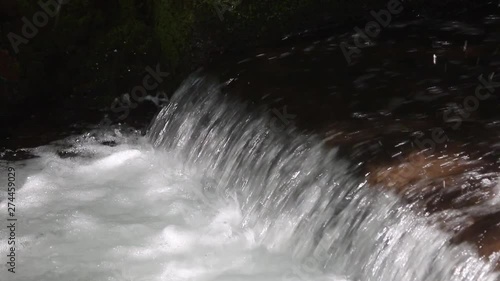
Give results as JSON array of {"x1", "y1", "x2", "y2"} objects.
[
  {"x1": 0, "y1": 76, "x2": 498, "y2": 281},
  {"x1": 2, "y1": 2, "x2": 500, "y2": 281}
]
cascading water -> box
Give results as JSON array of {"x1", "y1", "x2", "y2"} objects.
[
  {"x1": 1, "y1": 75, "x2": 498, "y2": 281},
  {"x1": 147, "y1": 76, "x2": 500, "y2": 281}
]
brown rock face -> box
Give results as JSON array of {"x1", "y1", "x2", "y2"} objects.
[
  {"x1": 452, "y1": 212, "x2": 500, "y2": 259},
  {"x1": 369, "y1": 153, "x2": 478, "y2": 191},
  {"x1": 365, "y1": 144, "x2": 500, "y2": 267}
]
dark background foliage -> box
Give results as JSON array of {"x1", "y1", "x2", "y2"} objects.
[{"x1": 0, "y1": 0, "x2": 484, "y2": 131}]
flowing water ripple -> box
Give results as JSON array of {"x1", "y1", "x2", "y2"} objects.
[{"x1": 0, "y1": 76, "x2": 498, "y2": 281}]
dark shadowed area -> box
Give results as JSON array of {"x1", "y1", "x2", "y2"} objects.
[{"x1": 1, "y1": 0, "x2": 500, "y2": 280}]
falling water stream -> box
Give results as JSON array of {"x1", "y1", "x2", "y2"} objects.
[{"x1": 1, "y1": 75, "x2": 498, "y2": 281}]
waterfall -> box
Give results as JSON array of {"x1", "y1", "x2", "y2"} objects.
[
  {"x1": 147, "y1": 75, "x2": 499, "y2": 281},
  {"x1": 1, "y1": 74, "x2": 498, "y2": 281}
]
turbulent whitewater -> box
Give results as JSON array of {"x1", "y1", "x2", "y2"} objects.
[{"x1": 0, "y1": 76, "x2": 498, "y2": 281}]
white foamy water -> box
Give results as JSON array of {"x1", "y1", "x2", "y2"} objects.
[
  {"x1": 0, "y1": 131, "x2": 328, "y2": 281},
  {"x1": 1, "y1": 76, "x2": 499, "y2": 281},
  {"x1": 0, "y1": 130, "x2": 345, "y2": 281}
]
